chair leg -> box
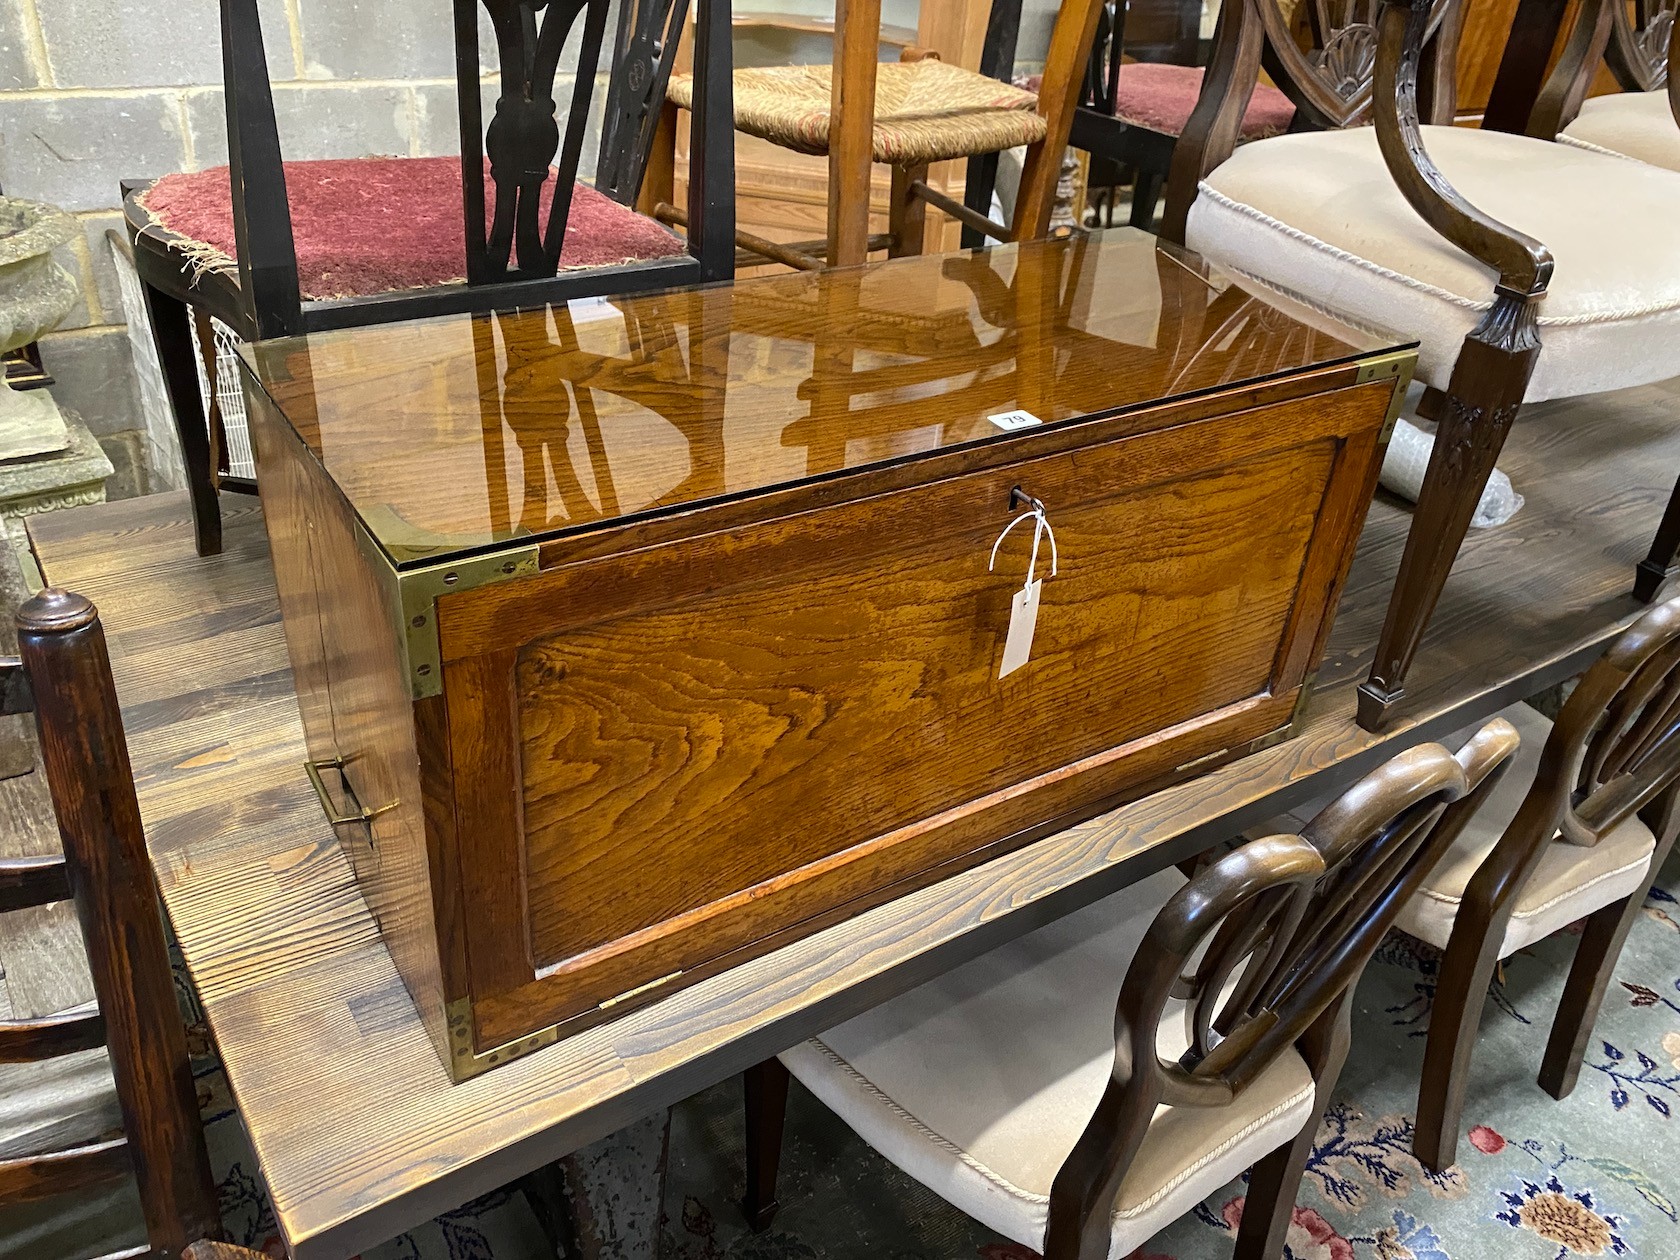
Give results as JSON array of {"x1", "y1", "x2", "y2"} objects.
[
  {"x1": 638, "y1": 101, "x2": 679, "y2": 220},
  {"x1": 1634, "y1": 472, "x2": 1680, "y2": 603},
  {"x1": 1356, "y1": 295, "x2": 1542, "y2": 731},
  {"x1": 1233, "y1": 993, "x2": 1351, "y2": 1260},
  {"x1": 1539, "y1": 870, "x2": 1660, "y2": 1099},
  {"x1": 889, "y1": 163, "x2": 930, "y2": 258},
  {"x1": 140, "y1": 279, "x2": 222, "y2": 557},
  {"x1": 742, "y1": 1056, "x2": 790, "y2": 1232},
  {"x1": 1413, "y1": 930, "x2": 1503, "y2": 1173},
  {"x1": 1128, "y1": 168, "x2": 1163, "y2": 230}
]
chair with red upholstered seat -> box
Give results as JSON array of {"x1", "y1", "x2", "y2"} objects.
[
  {"x1": 1070, "y1": 0, "x2": 1296, "y2": 230},
  {"x1": 122, "y1": 0, "x2": 735, "y2": 558}
]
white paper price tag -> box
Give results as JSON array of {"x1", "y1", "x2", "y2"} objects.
[
  {"x1": 989, "y1": 493, "x2": 1058, "y2": 680},
  {"x1": 987, "y1": 409, "x2": 1042, "y2": 432},
  {"x1": 999, "y1": 578, "x2": 1041, "y2": 679}
]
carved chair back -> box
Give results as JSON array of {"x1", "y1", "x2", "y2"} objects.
[
  {"x1": 1607, "y1": 0, "x2": 1677, "y2": 91},
  {"x1": 1039, "y1": 719, "x2": 1519, "y2": 1259},
  {"x1": 219, "y1": 0, "x2": 733, "y2": 338},
  {"x1": 1528, "y1": 0, "x2": 1679, "y2": 137},
  {"x1": 1160, "y1": 0, "x2": 1465, "y2": 238},
  {"x1": 0, "y1": 590, "x2": 222, "y2": 1258},
  {"x1": 1468, "y1": 600, "x2": 1680, "y2": 932}
]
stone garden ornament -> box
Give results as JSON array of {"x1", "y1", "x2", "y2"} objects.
[{"x1": 0, "y1": 198, "x2": 78, "y2": 461}]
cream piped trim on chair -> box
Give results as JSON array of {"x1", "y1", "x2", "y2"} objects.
[
  {"x1": 1194, "y1": 182, "x2": 1680, "y2": 327},
  {"x1": 798, "y1": 1037, "x2": 1317, "y2": 1219},
  {"x1": 1554, "y1": 134, "x2": 1638, "y2": 162}
]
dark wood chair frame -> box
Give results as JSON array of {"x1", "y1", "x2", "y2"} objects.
[
  {"x1": 1156, "y1": 0, "x2": 1594, "y2": 733},
  {"x1": 1413, "y1": 595, "x2": 1680, "y2": 1172},
  {"x1": 738, "y1": 720, "x2": 1520, "y2": 1260},
  {"x1": 1068, "y1": 0, "x2": 1210, "y2": 233},
  {"x1": 0, "y1": 589, "x2": 223, "y2": 1260},
  {"x1": 123, "y1": 0, "x2": 736, "y2": 559},
  {"x1": 1505, "y1": 0, "x2": 1680, "y2": 605}
]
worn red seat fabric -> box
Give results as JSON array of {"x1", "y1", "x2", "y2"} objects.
[
  {"x1": 1110, "y1": 63, "x2": 1295, "y2": 139},
  {"x1": 135, "y1": 156, "x2": 688, "y2": 302}
]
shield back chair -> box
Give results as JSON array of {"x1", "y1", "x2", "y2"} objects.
[
  {"x1": 1070, "y1": 0, "x2": 1296, "y2": 232},
  {"x1": 735, "y1": 721, "x2": 1519, "y2": 1260},
  {"x1": 655, "y1": 0, "x2": 1109, "y2": 271},
  {"x1": 1396, "y1": 596, "x2": 1680, "y2": 1172},
  {"x1": 1521, "y1": 5, "x2": 1680, "y2": 604},
  {"x1": 0, "y1": 588, "x2": 225, "y2": 1259},
  {"x1": 1161, "y1": 0, "x2": 1680, "y2": 731},
  {"x1": 1533, "y1": 0, "x2": 1680, "y2": 172},
  {"x1": 123, "y1": 0, "x2": 736, "y2": 559}
]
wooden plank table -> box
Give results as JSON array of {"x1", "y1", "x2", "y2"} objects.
[{"x1": 28, "y1": 373, "x2": 1680, "y2": 1259}]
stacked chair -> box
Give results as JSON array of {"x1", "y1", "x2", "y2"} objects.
[{"x1": 1155, "y1": 0, "x2": 1680, "y2": 730}]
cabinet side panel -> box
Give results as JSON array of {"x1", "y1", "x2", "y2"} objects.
[{"x1": 248, "y1": 386, "x2": 453, "y2": 1067}]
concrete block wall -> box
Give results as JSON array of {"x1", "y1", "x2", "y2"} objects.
[{"x1": 0, "y1": 0, "x2": 567, "y2": 498}]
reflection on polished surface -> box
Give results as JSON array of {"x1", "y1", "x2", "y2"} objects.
[{"x1": 239, "y1": 228, "x2": 1397, "y2": 565}]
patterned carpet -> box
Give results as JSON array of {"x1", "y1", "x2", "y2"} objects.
[{"x1": 32, "y1": 853, "x2": 1680, "y2": 1260}]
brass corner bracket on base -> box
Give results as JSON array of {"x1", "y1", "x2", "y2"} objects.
[
  {"x1": 446, "y1": 998, "x2": 560, "y2": 1082},
  {"x1": 354, "y1": 524, "x2": 540, "y2": 700},
  {"x1": 1356, "y1": 348, "x2": 1419, "y2": 444}
]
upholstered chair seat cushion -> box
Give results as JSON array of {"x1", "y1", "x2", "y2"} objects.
[
  {"x1": 1110, "y1": 63, "x2": 1296, "y2": 139},
  {"x1": 134, "y1": 156, "x2": 688, "y2": 302},
  {"x1": 780, "y1": 866, "x2": 1317, "y2": 1260},
  {"x1": 1393, "y1": 701, "x2": 1656, "y2": 956},
  {"x1": 668, "y1": 60, "x2": 1049, "y2": 165},
  {"x1": 1559, "y1": 91, "x2": 1680, "y2": 172},
  {"x1": 1185, "y1": 125, "x2": 1680, "y2": 401},
  {"x1": 1263, "y1": 702, "x2": 1655, "y2": 960}
]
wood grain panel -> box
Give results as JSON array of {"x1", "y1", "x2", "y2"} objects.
[
  {"x1": 247, "y1": 384, "x2": 455, "y2": 1066},
  {"x1": 516, "y1": 438, "x2": 1334, "y2": 967}
]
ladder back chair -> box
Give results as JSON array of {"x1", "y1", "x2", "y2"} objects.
[
  {"x1": 737, "y1": 720, "x2": 1518, "y2": 1260},
  {"x1": 0, "y1": 589, "x2": 222, "y2": 1260},
  {"x1": 655, "y1": 0, "x2": 1108, "y2": 270},
  {"x1": 1396, "y1": 595, "x2": 1680, "y2": 1172},
  {"x1": 1163, "y1": 0, "x2": 1680, "y2": 731},
  {"x1": 123, "y1": 0, "x2": 735, "y2": 559}
]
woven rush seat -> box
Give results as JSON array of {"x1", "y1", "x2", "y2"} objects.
[
  {"x1": 134, "y1": 156, "x2": 688, "y2": 302},
  {"x1": 668, "y1": 59, "x2": 1049, "y2": 165},
  {"x1": 1109, "y1": 62, "x2": 1295, "y2": 140}
]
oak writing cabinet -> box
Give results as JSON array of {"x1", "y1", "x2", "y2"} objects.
[{"x1": 239, "y1": 230, "x2": 1414, "y2": 1079}]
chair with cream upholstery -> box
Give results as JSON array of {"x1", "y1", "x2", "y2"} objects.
[
  {"x1": 1160, "y1": 0, "x2": 1680, "y2": 732},
  {"x1": 738, "y1": 721, "x2": 1519, "y2": 1260},
  {"x1": 1263, "y1": 596, "x2": 1680, "y2": 1174},
  {"x1": 1522, "y1": 2, "x2": 1680, "y2": 604},
  {"x1": 1532, "y1": 0, "x2": 1679, "y2": 174},
  {"x1": 1404, "y1": 596, "x2": 1680, "y2": 1172}
]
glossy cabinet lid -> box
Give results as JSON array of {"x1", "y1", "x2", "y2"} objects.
[{"x1": 239, "y1": 228, "x2": 1407, "y2": 567}]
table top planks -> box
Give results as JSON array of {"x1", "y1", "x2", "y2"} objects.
[{"x1": 27, "y1": 374, "x2": 1680, "y2": 1260}]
